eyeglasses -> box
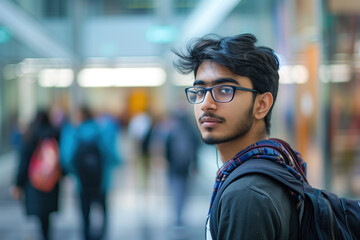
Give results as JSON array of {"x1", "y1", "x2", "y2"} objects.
[{"x1": 185, "y1": 85, "x2": 258, "y2": 104}]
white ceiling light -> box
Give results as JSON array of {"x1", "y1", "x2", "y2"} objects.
[
  {"x1": 78, "y1": 67, "x2": 166, "y2": 87},
  {"x1": 279, "y1": 65, "x2": 293, "y2": 84},
  {"x1": 279, "y1": 65, "x2": 309, "y2": 84},
  {"x1": 319, "y1": 64, "x2": 351, "y2": 83},
  {"x1": 38, "y1": 68, "x2": 74, "y2": 87},
  {"x1": 291, "y1": 65, "x2": 309, "y2": 84}
]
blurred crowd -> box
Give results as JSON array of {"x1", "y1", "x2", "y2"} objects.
[{"x1": 10, "y1": 102, "x2": 201, "y2": 240}]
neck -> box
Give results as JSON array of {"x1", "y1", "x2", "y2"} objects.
[{"x1": 216, "y1": 126, "x2": 268, "y2": 164}]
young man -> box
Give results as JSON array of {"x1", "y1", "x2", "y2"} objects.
[{"x1": 174, "y1": 33, "x2": 304, "y2": 239}]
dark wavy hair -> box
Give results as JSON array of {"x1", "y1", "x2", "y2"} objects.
[{"x1": 173, "y1": 33, "x2": 279, "y2": 135}]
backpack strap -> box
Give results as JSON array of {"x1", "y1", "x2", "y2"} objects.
[{"x1": 209, "y1": 158, "x2": 306, "y2": 239}]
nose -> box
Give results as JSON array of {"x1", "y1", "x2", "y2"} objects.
[{"x1": 200, "y1": 90, "x2": 217, "y2": 111}]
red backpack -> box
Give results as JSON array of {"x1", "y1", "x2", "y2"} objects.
[{"x1": 28, "y1": 138, "x2": 61, "y2": 192}]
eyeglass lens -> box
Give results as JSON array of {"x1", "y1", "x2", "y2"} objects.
[{"x1": 187, "y1": 86, "x2": 234, "y2": 103}]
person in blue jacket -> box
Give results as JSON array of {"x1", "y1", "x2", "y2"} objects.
[{"x1": 60, "y1": 105, "x2": 121, "y2": 240}]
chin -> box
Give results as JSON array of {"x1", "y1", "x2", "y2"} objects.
[
  {"x1": 202, "y1": 135, "x2": 226, "y2": 145},
  {"x1": 202, "y1": 137, "x2": 217, "y2": 145},
  {"x1": 202, "y1": 130, "x2": 249, "y2": 145},
  {"x1": 201, "y1": 132, "x2": 215, "y2": 144}
]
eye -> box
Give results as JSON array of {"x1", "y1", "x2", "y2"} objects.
[
  {"x1": 195, "y1": 89, "x2": 205, "y2": 96},
  {"x1": 218, "y1": 86, "x2": 233, "y2": 95}
]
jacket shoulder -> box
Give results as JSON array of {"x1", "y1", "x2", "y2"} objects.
[{"x1": 216, "y1": 174, "x2": 299, "y2": 240}]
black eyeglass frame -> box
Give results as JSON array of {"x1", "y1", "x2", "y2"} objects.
[{"x1": 185, "y1": 85, "x2": 258, "y2": 104}]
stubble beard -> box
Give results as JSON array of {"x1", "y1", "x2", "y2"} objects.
[{"x1": 201, "y1": 105, "x2": 254, "y2": 145}]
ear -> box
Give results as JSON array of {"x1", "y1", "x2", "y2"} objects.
[{"x1": 254, "y1": 92, "x2": 273, "y2": 120}]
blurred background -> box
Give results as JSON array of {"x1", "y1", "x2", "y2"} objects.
[{"x1": 0, "y1": 0, "x2": 359, "y2": 239}]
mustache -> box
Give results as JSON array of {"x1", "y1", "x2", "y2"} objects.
[{"x1": 198, "y1": 113, "x2": 226, "y2": 122}]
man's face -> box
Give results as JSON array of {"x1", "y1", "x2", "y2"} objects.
[{"x1": 193, "y1": 61, "x2": 256, "y2": 145}]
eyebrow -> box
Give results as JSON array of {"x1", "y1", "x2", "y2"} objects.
[{"x1": 193, "y1": 78, "x2": 240, "y2": 86}]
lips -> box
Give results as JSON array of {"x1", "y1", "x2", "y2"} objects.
[{"x1": 200, "y1": 116, "x2": 223, "y2": 128}]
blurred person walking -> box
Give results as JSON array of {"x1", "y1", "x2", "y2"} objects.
[
  {"x1": 60, "y1": 105, "x2": 121, "y2": 240},
  {"x1": 12, "y1": 109, "x2": 62, "y2": 240},
  {"x1": 127, "y1": 111, "x2": 153, "y2": 190},
  {"x1": 164, "y1": 108, "x2": 199, "y2": 229}
]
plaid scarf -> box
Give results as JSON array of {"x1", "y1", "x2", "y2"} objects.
[{"x1": 208, "y1": 138, "x2": 307, "y2": 215}]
